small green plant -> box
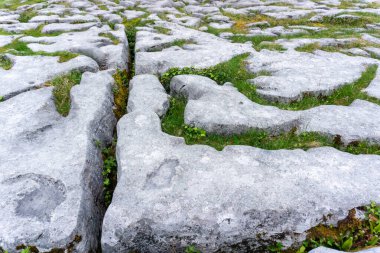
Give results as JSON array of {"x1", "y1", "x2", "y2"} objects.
[
  {"x1": 185, "y1": 245, "x2": 201, "y2": 253},
  {"x1": 0, "y1": 96, "x2": 4, "y2": 102},
  {"x1": 268, "y1": 242, "x2": 283, "y2": 252},
  {"x1": 291, "y1": 202, "x2": 380, "y2": 252},
  {"x1": 101, "y1": 140, "x2": 117, "y2": 206},
  {"x1": 20, "y1": 248, "x2": 30, "y2": 253},
  {"x1": 183, "y1": 125, "x2": 206, "y2": 141}
]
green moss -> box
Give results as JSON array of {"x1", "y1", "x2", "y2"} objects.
[
  {"x1": 46, "y1": 71, "x2": 82, "y2": 116},
  {"x1": 0, "y1": 54, "x2": 12, "y2": 70}
]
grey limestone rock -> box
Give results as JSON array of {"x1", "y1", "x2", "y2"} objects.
[
  {"x1": 127, "y1": 74, "x2": 170, "y2": 117},
  {"x1": 0, "y1": 71, "x2": 117, "y2": 252},
  {"x1": 247, "y1": 50, "x2": 377, "y2": 102},
  {"x1": 0, "y1": 54, "x2": 98, "y2": 100},
  {"x1": 170, "y1": 75, "x2": 380, "y2": 145},
  {"x1": 135, "y1": 22, "x2": 254, "y2": 75},
  {"x1": 101, "y1": 109, "x2": 380, "y2": 252}
]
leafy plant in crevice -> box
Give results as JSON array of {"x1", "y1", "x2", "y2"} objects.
[
  {"x1": 268, "y1": 242, "x2": 284, "y2": 253},
  {"x1": 268, "y1": 202, "x2": 380, "y2": 253},
  {"x1": 101, "y1": 140, "x2": 117, "y2": 207},
  {"x1": 183, "y1": 125, "x2": 206, "y2": 142},
  {"x1": 185, "y1": 245, "x2": 202, "y2": 253}
]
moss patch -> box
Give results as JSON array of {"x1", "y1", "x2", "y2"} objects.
[{"x1": 0, "y1": 54, "x2": 12, "y2": 69}]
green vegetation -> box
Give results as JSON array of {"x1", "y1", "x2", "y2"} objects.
[
  {"x1": 101, "y1": 140, "x2": 117, "y2": 207},
  {"x1": 18, "y1": 9, "x2": 37, "y2": 23},
  {"x1": 123, "y1": 15, "x2": 153, "y2": 75},
  {"x1": 269, "y1": 202, "x2": 380, "y2": 253},
  {"x1": 185, "y1": 245, "x2": 202, "y2": 253},
  {"x1": 0, "y1": 40, "x2": 78, "y2": 62},
  {"x1": 147, "y1": 39, "x2": 195, "y2": 52},
  {"x1": 23, "y1": 25, "x2": 63, "y2": 37},
  {"x1": 99, "y1": 32, "x2": 120, "y2": 45},
  {"x1": 205, "y1": 11, "x2": 380, "y2": 49},
  {"x1": 282, "y1": 65, "x2": 380, "y2": 110},
  {"x1": 255, "y1": 41, "x2": 285, "y2": 51},
  {"x1": 296, "y1": 39, "x2": 378, "y2": 53},
  {"x1": 161, "y1": 54, "x2": 380, "y2": 111},
  {"x1": 154, "y1": 26, "x2": 171, "y2": 35},
  {"x1": 46, "y1": 70, "x2": 82, "y2": 116},
  {"x1": 0, "y1": 0, "x2": 46, "y2": 10},
  {"x1": 162, "y1": 96, "x2": 380, "y2": 153},
  {"x1": 0, "y1": 54, "x2": 12, "y2": 70},
  {"x1": 112, "y1": 69, "x2": 129, "y2": 119}
]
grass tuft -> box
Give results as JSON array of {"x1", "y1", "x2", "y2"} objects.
[{"x1": 46, "y1": 71, "x2": 82, "y2": 116}]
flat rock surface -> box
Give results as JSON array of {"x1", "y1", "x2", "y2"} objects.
[
  {"x1": 102, "y1": 110, "x2": 380, "y2": 252},
  {"x1": 0, "y1": 72, "x2": 116, "y2": 251}
]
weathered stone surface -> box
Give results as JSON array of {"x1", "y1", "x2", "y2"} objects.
[
  {"x1": 20, "y1": 24, "x2": 129, "y2": 70},
  {"x1": 170, "y1": 75, "x2": 380, "y2": 144},
  {"x1": 170, "y1": 75, "x2": 299, "y2": 134},
  {"x1": 127, "y1": 74, "x2": 170, "y2": 117},
  {"x1": 247, "y1": 50, "x2": 377, "y2": 102},
  {"x1": 0, "y1": 54, "x2": 98, "y2": 100},
  {"x1": 0, "y1": 71, "x2": 116, "y2": 252},
  {"x1": 134, "y1": 21, "x2": 253, "y2": 75},
  {"x1": 101, "y1": 109, "x2": 380, "y2": 252},
  {"x1": 364, "y1": 67, "x2": 380, "y2": 99},
  {"x1": 41, "y1": 22, "x2": 100, "y2": 34}
]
